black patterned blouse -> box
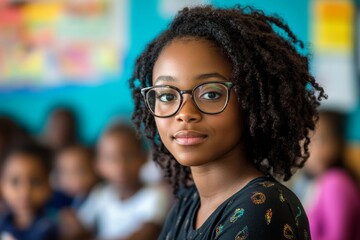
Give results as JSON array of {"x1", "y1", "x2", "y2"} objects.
[{"x1": 159, "y1": 176, "x2": 310, "y2": 240}]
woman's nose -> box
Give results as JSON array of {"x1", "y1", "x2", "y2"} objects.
[{"x1": 175, "y1": 95, "x2": 202, "y2": 123}]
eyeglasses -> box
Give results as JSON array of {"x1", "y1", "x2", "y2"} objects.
[{"x1": 141, "y1": 82, "x2": 234, "y2": 118}]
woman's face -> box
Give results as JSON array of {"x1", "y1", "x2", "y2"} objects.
[{"x1": 152, "y1": 38, "x2": 245, "y2": 167}]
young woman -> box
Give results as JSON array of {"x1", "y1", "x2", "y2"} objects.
[{"x1": 130, "y1": 5, "x2": 326, "y2": 239}]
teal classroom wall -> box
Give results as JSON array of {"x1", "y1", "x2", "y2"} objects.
[{"x1": 3, "y1": 0, "x2": 358, "y2": 144}]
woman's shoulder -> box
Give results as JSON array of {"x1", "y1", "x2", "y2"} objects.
[
  {"x1": 161, "y1": 177, "x2": 310, "y2": 240},
  {"x1": 174, "y1": 176, "x2": 307, "y2": 218},
  {"x1": 233, "y1": 176, "x2": 303, "y2": 204},
  {"x1": 213, "y1": 176, "x2": 310, "y2": 239},
  {"x1": 225, "y1": 176, "x2": 306, "y2": 214}
]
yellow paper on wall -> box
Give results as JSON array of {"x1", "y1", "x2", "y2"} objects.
[
  {"x1": 95, "y1": 46, "x2": 118, "y2": 73},
  {"x1": 22, "y1": 2, "x2": 62, "y2": 22},
  {"x1": 312, "y1": 0, "x2": 354, "y2": 54},
  {"x1": 22, "y1": 50, "x2": 44, "y2": 77}
]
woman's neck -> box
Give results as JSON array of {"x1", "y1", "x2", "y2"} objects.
[
  {"x1": 192, "y1": 158, "x2": 262, "y2": 202},
  {"x1": 191, "y1": 145, "x2": 263, "y2": 229}
]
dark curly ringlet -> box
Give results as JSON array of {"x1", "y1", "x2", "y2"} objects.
[{"x1": 129, "y1": 5, "x2": 327, "y2": 194}]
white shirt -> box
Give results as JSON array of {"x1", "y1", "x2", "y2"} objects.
[{"x1": 77, "y1": 183, "x2": 170, "y2": 239}]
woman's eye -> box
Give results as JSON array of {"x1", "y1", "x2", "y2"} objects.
[
  {"x1": 201, "y1": 91, "x2": 221, "y2": 100},
  {"x1": 158, "y1": 93, "x2": 177, "y2": 102}
]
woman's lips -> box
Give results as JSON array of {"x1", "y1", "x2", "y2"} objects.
[{"x1": 173, "y1": 131, "x2": 207, "y2": 145}]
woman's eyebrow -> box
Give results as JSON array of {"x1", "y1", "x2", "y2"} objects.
[
  {"x1": 154, "y1": 75, "x2": 176, "y2": 84},
  {"x1": 154, "y1": 72, "x2": 228, "y2": 84},
  {"x1": 195, "y1": 73, "x2": 228, "y2": 81}
]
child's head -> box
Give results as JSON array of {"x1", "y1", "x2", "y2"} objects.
[
  {"x1": 306, "y1": 110, "x2": 345, "y2": 176},
  {"x1": 0, "y1": 116, "x2": 32, "y2": 160},
  {"x1": 0, "y1": 144, "x2": 52, "y2": 215},
  {"x1": 130, "y1": 5, "x2": 326, "y2": 192},
  {"x1": 55, "y1": 145, "x2": 97, "y2": 197},
  {"x1": 44, "y1": 106, "x2": 78, "y2": 151},
  {"x1": 97, "y1": 122, "x2": 147, "y2": 189}
]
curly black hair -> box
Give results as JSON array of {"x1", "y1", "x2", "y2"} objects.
[{"x1": 129, "y1": 5, "x2": 326, "y2": 194}]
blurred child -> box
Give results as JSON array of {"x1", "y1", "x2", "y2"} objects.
[
  {"x1": 77, "y1": 122, "x2": 170, "y2": 240},
  {"x1": 0, "y1": 144, "x2": 58, "y2": 240},
  {"x1": 41, "y1": 107, "x2": 80, "y2": 213},
  {"x1": 0, "y1": 116, "x2": 32, "y2": 160},
  {"x1": 55, "y1": 145, "x2": 98, "y2": 209},
  {"x1": 305, "y1": 110, "x2": 360, "y2": 240},
  {"x1": 42, "y1": 106, "x2": 78, "y2": 152},
  {"x1": 0, "y1": 116, "x2": 32, "y2": 215}
]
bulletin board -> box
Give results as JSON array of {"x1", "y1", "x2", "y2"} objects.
[{"x1": 0, "y1": 0, "x2": 129, "y2": 88}]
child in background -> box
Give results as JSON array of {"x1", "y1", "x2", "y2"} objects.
[
  {"x1": 42, "y1": 107, "x2": 80, "y2": 212},
  {"x1": 54, "y1": 145, "x2": 98, "y2": 209},
  {"x1": 42, "y1": 106, "x2": 79, "y2": 153},
  {"x1": 0, "y1": 116, "x2": 32, "y2": 215},
  {"x1": 77, "y1": 122, "x2": 170, "y2": 240},
  {"x1": 0, "y1": 144, "x2": 58, "y2": 240},
  {"x1": 0, "y1": 116, "x2": 32, "y2": 161},
  {"x1": 305, "y1": 110, "x2": 360, "y2": 240}
]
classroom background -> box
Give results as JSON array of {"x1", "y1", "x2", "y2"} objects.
[
  {"x1": 0, "y1": 1, "x2": 360, "y2": 239},
  {"x1": 0, "y1": 0, "x2": 359, "y2": 176}
]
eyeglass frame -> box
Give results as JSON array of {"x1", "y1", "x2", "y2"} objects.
[{"x1": 140, "y1": 81, "x2": 235, "y2": 118}]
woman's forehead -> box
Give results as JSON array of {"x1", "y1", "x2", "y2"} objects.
[{"x1": 152, "y1": 38, "x2": 232, "y2": 85}]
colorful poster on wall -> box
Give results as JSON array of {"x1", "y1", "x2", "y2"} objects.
[
  {"x1": 311, "y1": 0, "x2": 357, "y2": 111},
  {"x1": 0, "y1": 0, "x2": 129, "y2": 89},
  {"x1": 22, "y1": 1, "x2": 61, "y2": 47},
  {"x1": 0, "y1": 5, "x2": 23, "y2": 45}
]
